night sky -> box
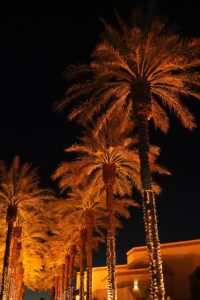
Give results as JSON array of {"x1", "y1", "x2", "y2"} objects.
[{"x1": 1, "y1": 1, "x2": 200, "y2": 299}]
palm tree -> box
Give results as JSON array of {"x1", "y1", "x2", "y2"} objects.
[
  {"x1": 6, "y1": 208, "x2": 47, "y2": 300},
  {"x1": 49, "y1": 190, "x2": 105, "y2": 300},
  {"x1": 66, "y1": 189, "x2": 104, "y2": 300},
  {"x1": 0, "y1": 156, "x2": 53, "y2": 300},
  {"x1": 44, "y1": 201, "x2": 82, "y2": 300},
  {"x1": 53, "y1": 124, "x2": 169, "y2": 300},
  {"x1": 55, "y1": 14, "x2": 200, "y2": 299}
]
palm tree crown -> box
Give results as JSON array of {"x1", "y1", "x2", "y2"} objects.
[
  {"x1": 0, "y1": 156, "x2": 52, "y2": 218},
  {"x1": 53, "y1": 124, "x2": 169, "y2": 196},
  {"x1": 56, "y1": 17, "x2": 200, "y2": 132}
]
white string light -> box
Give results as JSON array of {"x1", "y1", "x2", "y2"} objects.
[{"x1": 142, "y1": 189, "x2": 165, "y2": 299}]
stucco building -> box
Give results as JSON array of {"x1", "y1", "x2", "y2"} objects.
[{"x1": 76, "y1": 239, "x2": 200, "y2": 299}]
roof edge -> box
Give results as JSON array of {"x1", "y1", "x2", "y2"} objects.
[{"x1": 127, "y1": 239, "x2": 200, "y2": 256}]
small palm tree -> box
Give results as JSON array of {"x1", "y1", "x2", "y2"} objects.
[
  {"x1": 44, "y1": 203, "x2": 81, "y2": 300},
  {"x1": 0, "y1": 156, "x2": 53, "y2": 300},
  {"x1": 55, "y1": 14, "x2": 200, "y2": 299},
  {"x1": 49, "y1": 189, "x2": 105, "y2": 300}
]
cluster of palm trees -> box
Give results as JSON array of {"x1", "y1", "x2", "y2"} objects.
[{"x1": 0, "y1": 11, "x2": 200, "y2": 300}]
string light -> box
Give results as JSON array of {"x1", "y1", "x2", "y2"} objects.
[
  {"x1": 2, "y1": 267, "x2": 8, "y2": 300},
  {"x1": 79, "y1": 271, "x2": 84, "y2": 300},
  {"x1": 142, "y1": 189, "x2": 165, "y2": 299},
  {"x1": 68, "y1": 286, "x2": 73, "y2": 300},
  {"x1": 86, "y1": 267, "x2": 92, "y2": 300},
  {"x1": 106, "y1": 231, "x2": 117, "y2": 300}
]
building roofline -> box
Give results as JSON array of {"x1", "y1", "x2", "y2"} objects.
[
  {"x1": 91, "y1": 264, "x2": 127, "y2": 272},
  {"x1": 127, "y1": 239, "x2": 200, "y2": 256}
]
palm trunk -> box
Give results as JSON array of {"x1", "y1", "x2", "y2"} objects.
[
  {"x1": 65, "y1": 255, "x2": 70, "y2": 299},
  {"x1": 19, "y1": 283, "x2": 25, "y2": 300},
  {"x1": 15, "y1": 262, "x2": 21, "y2": 300},
  {"x1": 79, "y1": 229, "x2": 86, "y2": 300},
  {"x1": 68, "y1": 246, "x2": 75, "y2": 300},
  {"x1": 106, "y1": 188, "x2": 117, "y2": 300},
  {"x1": 58, "y1": 264, "x2": 64, "y2": 300},
  {"x1": 16, "y1": 263, "x2": 24, "y2": 300},
  {"x1": 7, "y1": 226, "x2": 22, "y2": 300},
  {"x1": 0, "y1": 205, "x2": 17, "y2": 300},
  {"x1": 57, "y1": 266, "x2": 61, "y2": 300},
  {"x1": 86, "y1": 215, "x2": 93, "y2": 300},
  {"x1": 50, "y1": 285, "x2": 55, "y2": 300},
  {"x1": 61, "y1": 264, "x2": 65, "y2": 300},
  {"x1": 103, "y1": 164, "x2": 117, "y2": 300},
  {"x1": 55, "y1": 276, "x2": 59, "y2": 300},
  {"x1": 137, "y1": 113, "x2": 165, "y2": 299}
]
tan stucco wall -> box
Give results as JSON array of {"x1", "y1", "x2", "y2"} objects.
[
  {"x1": 127, "y1": 240, "x2": 200, "y2": 299},
  {"x1": 76, "y1": 240, "x2": 200, "y2": 300}
]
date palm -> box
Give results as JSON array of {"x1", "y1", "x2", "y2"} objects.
[
  {"x1": 0, "y1": 156, "x2": 53, "y2": 300},
  {"x1": 47, "y1": 222, "x2": 80, "y2": 300},
  {"x1": 49, "y1": 188, "x2": 105, "y2": 300},
  {"x1": 20, "y1": 222, "x2": 49, "y2": 292},
  {"x1": 55, "y1": 14, "x2": 200, "y2": 299},
  {"x1": 7, "y1": 208, "x2": 48, "y2": 300},
  {"x1": 53, "y1": 124, "x2": 169, "y2": 300}
]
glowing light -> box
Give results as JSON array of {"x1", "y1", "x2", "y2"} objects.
[
  {"x1": 107, "y1": 232, "x2": 117, "y2": 300},
  {"x1": 133, "y1": 280, "x2": 139, "y2": 291},
  {"x1": 142, "y1": 189, "x2": 165, "y2": 299}
]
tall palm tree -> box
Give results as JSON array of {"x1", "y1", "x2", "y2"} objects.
[
  {"x1": 55, "y1": 14, "x2": 200, "y2": 299},
  {"x1": 53, "y1": 124, "x2": 169, "y2": 300},
  {"x1": 0, "y1": 156, "x2": 53, "y2": 300}
]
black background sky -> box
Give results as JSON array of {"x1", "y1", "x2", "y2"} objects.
[{"x1": 1, "y1": 1, "x2": 200, "y2": 299}]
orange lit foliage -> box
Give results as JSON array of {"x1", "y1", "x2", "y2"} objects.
[
  {"x1": 55, "y1": 13, "x2": 200, "y2": 299},
  {"x1": 53, "y1": 119, "x2": 169, "y2": 300}
]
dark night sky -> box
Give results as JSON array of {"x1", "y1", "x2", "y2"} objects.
[{"x1": 1, "y1": 1, "x2": 200, "y2": 299}]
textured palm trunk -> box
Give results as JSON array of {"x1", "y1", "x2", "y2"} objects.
[
  {"x1": 61, "y1": 263, "x2": 65, "y2": 300},
  {"x1": 86, "y1": 214, "x2": 94, "y2": 300},
  {"x1": 19, "y1": 283, "x2": 25, "y2": 300},
  {"x1": 134, "y1": 79, "x2": 165, "y2": 299},
  {"x1": 58, "y1": 264, "x2": 65, "y2": 300},
  {"x1": 50, "y1": 285, "x2": 55, "y2": 300},
  {"x1": 57, "y1": 272, "x2": 60, "y2": 300},
  {"x1": 7, "y1": 226, "x2": 22, "y2": 300},
  {"x1": 79, "y1": 229, "x2": 86, "y2": 300},
  {"x1": 103, "y1": 164, "x2": 117, "y2": 300},
  {"x1": 16, "y1": 263, "x2": 24, "y2": 300},
  {"x1": 65, "y1": 254, "x2": 70, "y2": 299},
  {"x1": 68, "y1": 246, "x2": 75, "y2": 300},
  {"x1": 55, "y1": 276, "x2": 59, "y2": 300},
  {"x1": 63, "y1": 263, "x2": 66, "y2": 300},
  {"x1": 15, "y1": 262, "x2": 21, "y2": 300},
  {"x1": 57, "y1": 266, "x2": 61, "y2": 300},
  {"x1": 0, "y1": 205, "x2": 17, "y2": 300}
]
